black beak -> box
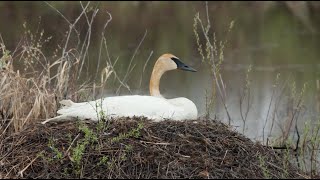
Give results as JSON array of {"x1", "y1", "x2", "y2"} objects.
[{"x1": 171, "y1": 57, "x2": 197, "y2": 72}]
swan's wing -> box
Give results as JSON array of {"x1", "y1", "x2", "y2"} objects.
[{"x1": 103, "y1": 96, "x2": 183, "y2": 121}]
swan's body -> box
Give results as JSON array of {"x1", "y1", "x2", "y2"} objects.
[{"x1": 42, "y1": 53, "x2": 198, "y2": 124}]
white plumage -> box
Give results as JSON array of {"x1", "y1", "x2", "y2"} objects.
[
  {"x1": 42, "y1": 53, "x2": 198, "y2": 124},
  {"x1": 41, "y1": 95, "x2": 197, "y2": 124}
]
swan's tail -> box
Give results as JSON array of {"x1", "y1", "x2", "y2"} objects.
[
  {"x1": 42, "y1": 99, "x2": 75, "y2": 125},
  {"x1": 41, "y1": 115, "x2": 78, "y2": 124}
]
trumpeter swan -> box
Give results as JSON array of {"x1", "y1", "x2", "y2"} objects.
[{"x1": 41, "y1": 53, "x2": 198, "y2": 124}]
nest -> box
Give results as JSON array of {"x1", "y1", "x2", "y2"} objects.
[{"x1": 0, "y1": 117, "x2": 306, "y2": 179}]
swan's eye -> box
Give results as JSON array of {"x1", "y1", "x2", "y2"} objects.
[{"x1": 171, "y1": 57, "x2": 179, "y2": 61}]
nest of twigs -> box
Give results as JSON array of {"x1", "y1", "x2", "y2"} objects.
[{"x1": 0, "y1": 117, "x2": 306, "y2": 179}]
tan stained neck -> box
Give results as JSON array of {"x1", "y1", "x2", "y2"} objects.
[
  {"x1": 149, "y1": 54, "x2": 178, "y2": 97},
  {"x1": 149, "y1": 62, "x2": 165, "y2": 97}
]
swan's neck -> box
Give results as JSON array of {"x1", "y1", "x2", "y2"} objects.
[{"x1": 150, "y1": 66, "x2": 165, "y2": 97}]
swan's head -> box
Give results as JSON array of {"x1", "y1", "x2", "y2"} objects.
[
  {"x1": 156, "y1": 53, "x2": 197, "y2": 73},
  {"x1": 150, "y1": 53, "x2": 197, "y2": 97}
]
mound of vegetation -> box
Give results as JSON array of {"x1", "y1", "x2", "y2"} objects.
[{"x1": 0, "y1": 117, "x2": 306, "y2": 179}]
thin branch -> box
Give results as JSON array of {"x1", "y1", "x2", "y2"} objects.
[
  {"x1": 138, "y1": 50, "x2": 153, "y2": 90},
  {"x1": 116, "y1": 29, "x2": 148, "y2": 95},
  {"x1": 95, "y1": 11, "x2": 113, "y2": 81}
]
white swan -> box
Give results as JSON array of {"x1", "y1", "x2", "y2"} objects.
[{"x1": 41, "y1": 53, "x2": 198, "y2": 124}]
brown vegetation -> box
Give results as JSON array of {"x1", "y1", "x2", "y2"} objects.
[{"x1": 0, "y1": 118, "x2": 307, "y2": 179}]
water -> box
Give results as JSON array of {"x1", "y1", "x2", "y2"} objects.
[{"x1": 1, "y1": 1, "x2": 320, "y2": 143}]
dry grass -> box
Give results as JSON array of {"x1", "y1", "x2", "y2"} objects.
[
  {"x1": 0, "y1": 2, "x2": 114, "y2": 137},
  {"x1": 193, "y1": 2, "x2": 319, "y2": 178}
]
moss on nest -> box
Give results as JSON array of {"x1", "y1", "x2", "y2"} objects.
[{"x1": 0, "y1": 117, "x2": 306, "y2": 179}]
